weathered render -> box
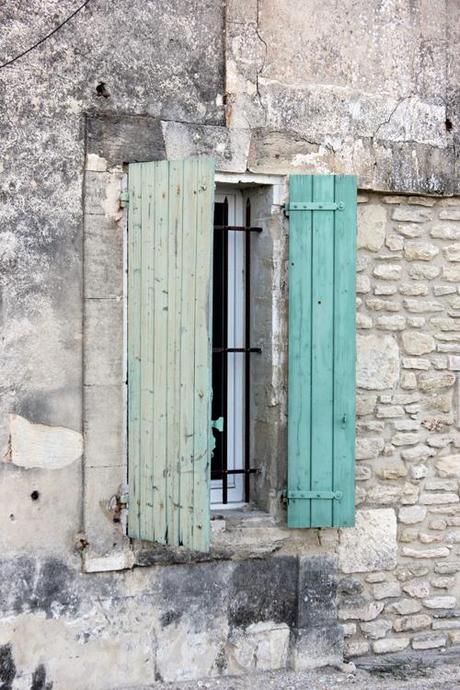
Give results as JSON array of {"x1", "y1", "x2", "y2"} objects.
[{"x1": 1, "y1": 1, "x2": 460, "y2": 687}]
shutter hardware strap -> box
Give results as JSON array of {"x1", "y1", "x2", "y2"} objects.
[
  {"x1": 286, "y1": 490, "x2": 343, "y2": 501},
  {"x1": 284, "y1": 201, "x2": 344, "y2": 216}
]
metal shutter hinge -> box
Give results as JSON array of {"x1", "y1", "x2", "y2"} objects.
[{"x1": 119, "y1": 191, "x2": 129, "y2": 208}]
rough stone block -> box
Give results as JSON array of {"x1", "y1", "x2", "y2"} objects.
[
  {"x1": 292, "y1": 626, "x2": 343, "y2": 670},
  {"x1": 357, "y1": 204, "x2": 386, "y2": 251},
  {"x1": 436, "y1": 455, "x2": 460, "y2": 477},
  {"x1": 225, "y1": 621, "x2": 290, "y2": 674},
  {"x1": 412, "y1": 633, "x2": 446, "y2": 650},
  {"x1": 357, "y1": 334, "x2": 400, "y2": 390},
  {"x1": 373, "y1": 637, "x2": 410, "y2": 653},
  {"x1": 373, "y1": 582, "x2": 401, "y2": 600},
  {"x1": 398, "y1": 506, "x2": 426, "y2": 524},
  {"x1": 338, "y1": 509, "x2": 397, "y2": 574},
  {"x1": 393, "y1": 614, "x2": 432, "y2": 632}
]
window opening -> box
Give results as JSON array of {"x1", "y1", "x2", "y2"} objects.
[{"x1": 211, "y1": 190, "x2": 261, "y2": 506}]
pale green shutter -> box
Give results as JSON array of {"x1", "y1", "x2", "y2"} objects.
[
  {"x1": 127, "y1": 157, "x2": 214, "y2": 551},
  {"x1": 287, "y1": 175, "x2": 356, "y2": 528}
]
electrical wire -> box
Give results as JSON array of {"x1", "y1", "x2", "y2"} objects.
[{"x1": 0, "y1": 0, "x2": 92, "y2": 70}]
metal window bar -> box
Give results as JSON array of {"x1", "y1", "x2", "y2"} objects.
[{"x1": 211, "y1": 197, "x2": 262, "y2": 503}]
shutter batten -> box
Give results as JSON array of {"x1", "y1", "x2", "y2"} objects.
[
  {"x1": 128, "y1": 157, "x2": 214, "y2": 551},
  {"x1": 287, "y1": 174, "x2": 357, "y2": 528}
]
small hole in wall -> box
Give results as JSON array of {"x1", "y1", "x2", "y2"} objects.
[
  {"x1": 30, "y1": 490, "x2": 40, "y2": 501},
  {"x1": 96, "y1": 81, "x2": 110, "y2": 99},
  {"x1": 445, "y1": 118, "x2": 453, "y2": 132},
  {"x1": 9, "y1": 513, "x2": 15, "y2": 521}
]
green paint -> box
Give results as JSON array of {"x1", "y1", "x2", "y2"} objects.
[
  {"x1": 287, "y1": 174, "x2": 356, "y2": 528},
  {"x1": 127, "y1": 157, "x2": 214, "y2": 551}
]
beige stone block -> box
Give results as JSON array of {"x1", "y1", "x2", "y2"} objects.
[
  {"x1": 373, "y1": 637, "x2": 410, "y2": 653},
  {"x1": 420, "y1": 493, "x2": 459, "y2": 505},
  {"x1": 374, "y1": 282, "x2": 398, "y2": 295},
  {"x1": 344, "y1": 639, "x2": 369, "y2": 657},
  {"x1": 439, "y1": 209, "x2": 460, "y2": 221},
  {"x1": 430, "y1": 225, "x2": 460, "y2": 240},
  {"x1": 443, "y1": 265, "x2": 460, "y2": 282},
  {"x1": 396, "y1": 224, "x2": 423, "y2": 238},
  {"x1": 404, "y1": 241, "x2": 439, "y2": 261},
  {"x1": 401, "y1": 371, "x2": 417, "y2": 390},
  {"x1": 358, "y1": 204, "x2": 386, "y2": 251},
  {"x1": 356, "y1": 274, "x2": 371, "y2": 293},
  {"x1": 401, "y1": 357, "x2": 431, "y2": 369},
  {"x1": 393, "y1": 614, "x2": 431, "y2": 632},
  {"x1": 357, "y1": 313, "x2": 373, "y2": 329},
  {"x1": 423, "y1": 596, "x2": 456, "y2": 609},
  {"x1": 386, "y1": 234, "x2": 404, "y2": 251},
  {"x1": 225, "y1": 621, "x2": 290, "y2": 674},
  {"x1": 443, "y1": 244, "x2": 460, "y2": 262},
  {"x1": 403, "y1": 299, "x2": 443, "y2": 313},
  {"x1": 373, "y1": 582, "x2": 401, "y2": 600},
  {"x1": 361, "y1": 619, "x2": 392, "y2": 639},
  {"x1": 402, "y1": 332, "x2": 435, "y2": 356},
  {"x1": 399, "y1": 283, "x2": 429, "y2": 296},
  {"x1": 418, "y1": 372, "x2": 456, "y2": 391},
  {"x1": 399, "y1": 506, "x2": 426, "y2": 524},
  {"x1": 412, "y1": 633, "x2": 446, "y2": 650},
  {"x1": 389, "y1": 599, "x2": 422, "y2": 615},
  {"x1": 339, "y1": 601, "x2": 385, "y2": 622},
  {"x1": 373, "y1": 264, "x2": 402, "y2": 280},
  {"x1": 376, "y1": 315, "x2": 406, "y2": 330},
  {"x1": 338, "y1": 509, "x2": 397, "y2": 574},
  {"x1": 357, "y1": 334, "x2": 399, "y2": 390},
  {"x1": 408, "y1": 264, "x2": 440, "y2": 280},
  {"x1": 366, "y1": 297, "x2": 400, "y2": 311},
  {"x1": 356, "y1": 437, "x2": 384, "y2": 460},
  {"x1": 401, "y1": 546, "x2": 450, "y2": 559}
]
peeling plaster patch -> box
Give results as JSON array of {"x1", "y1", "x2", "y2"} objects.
[
  {"x1": 85, "y1": 153, "x2": 108, "y2": 172},
  {"x1": 8, "y1": 414, "x2": 82, "y2": 469}
]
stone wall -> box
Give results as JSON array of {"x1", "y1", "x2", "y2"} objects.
[{"x1": 339, "y1": 193, "x2": 460, "y2": 659}]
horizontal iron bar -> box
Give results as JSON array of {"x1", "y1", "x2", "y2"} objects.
[
  {"x1": 214, "y1": 468, "x2": 258, "y2": 476},
  {"x1": 285, "y1": 202, "x2": 344, "y2": 213},
  {"x1": 214, "y1": 225, "x2": 263, "y2": 233},
  {"x1": 213, "y1": 347, "x2": 262, "y2": 354},
  {"x1": 287, "y1": 490, "x2": 343, "y2": 501}
]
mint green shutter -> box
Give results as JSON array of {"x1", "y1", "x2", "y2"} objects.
[
  {"x1": 127, "y1": 157, "x2": 214, "y2": 551},
  {"x1": 287, "y1": 175, "x2": 356, "y2": 528}
]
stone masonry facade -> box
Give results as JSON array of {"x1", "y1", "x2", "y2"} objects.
[{"x1": 339, "y1": 193, "x2": 460, "y2": 659}]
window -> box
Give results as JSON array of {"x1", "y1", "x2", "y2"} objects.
[{"x1": 211, "y1": 188, "x2": 261, "y2": 507}]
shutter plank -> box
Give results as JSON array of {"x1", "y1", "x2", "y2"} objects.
[
  {"x1": 310, "y1": 176, "x2": 335, "y2": 527},
  {"x1": 333, "y1": 176, "x2": 357, "y2": 526},
  {"x1": 192, "y1": 157, "x2": 214, "y2": 550},
  {"x1": 166, "y1": 160, "x2": 183, "y2": 544},
  {"x1": 127, "y1": 164, "x2": 142, "y2": 538},
  {"x1": 152, "y1": 161, "x2": 169, "y2": 542},
  {"x1": 140, "y1": 163, "x2": 155, "y2": 540},
  {"x1": 178, "y1": 158, "x2": 199, "y2": 548},
  {"x1": 128, "y1": 157, "x2": 214, "y2": 550},
  {"x1": 287, "y1": 175, "x2": 313, "y2": 528}
]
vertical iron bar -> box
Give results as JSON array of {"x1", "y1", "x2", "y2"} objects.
[
  {"x1": 222, "y1": 197, "x2": 229, "y2": 504},
  {"x1": 244, "y1": 198, "x2": 251, "y2": 502}
]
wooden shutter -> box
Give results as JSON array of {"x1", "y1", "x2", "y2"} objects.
[
  {"x1": 127, "y1": 157, "x2": 214, "y2": 551},
  {"x1": 287, "y1": 175, "x2": 356, "y2": 528}
]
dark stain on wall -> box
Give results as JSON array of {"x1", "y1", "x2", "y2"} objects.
[
  {"x1": 31, "y1": 664, "x2": 53, "y2": 690},
  {"x1": 228, "y1": 557, "x2": 298, "y2": 628},
  {"x1": 0, "y1": 644, "x2": 16, "y2": 690}
]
